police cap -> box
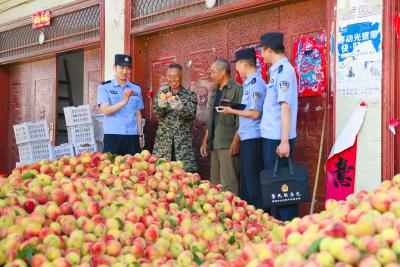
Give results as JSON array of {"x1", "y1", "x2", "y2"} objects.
[
  {"x1": 259, "y1": 32, "x2": 284, "y2": 51},
  {"x1": 231, "y1": 48, "x2": 256, "y2": 63},
  {"x1": 115, "y1": 54, "x2": 132, "y2": 67}
]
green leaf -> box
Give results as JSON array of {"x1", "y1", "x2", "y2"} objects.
[
  {"x1": 21, "y1": 172, "x2": 35, "y2": 180},
  {"x1": 178, "y1": 200, "x2": 187, "y2": 211},
  {"x1": 193, "y1": 252, "x2": 203, "y2": 265},
  {"x1": 228, "y1": 233, "x2": 236, "y2": 245},
  {"x1": 0, "y1": 196, "x2": 6, "y2": 200},
  {"x1": 115, "y1": 217, "x2": 124, "y2": 229},
  {"x1": 16, "y1": 244, "x2": 41, "y2": 265},
  {"x1": 305, "y1": 238, "x2": 323, "y2": 259},
  {"x1": 16, "y1": 247, "x2": 26, "y2": 259},
  {"x1": 155, "y1": 158, "x2": 166, "y2": 166},
  {"x1": 15, "y1": 210, "x2": 21, "y2": 216},
  {"x1": 219, "y1": 213, "x2": 226, "y2": 221},
  {"x1": 32, "y1": 247, "x2": 41, "y2": 254},
  {"x1": 191, "y1": 246, "x2": 201, "y2": 253},
  {"x1": 168, "y1": 218, "x2": 177, "y2": 230},
  {"x1": 161, "y1": 220, "x2": 165, "y2": 229},
  {"x1": 109, "y1": 154, "x2": 116, "y2": 163},
  {"x1": 174, "y1": 193, "x2": 184, "y2": 204},
  {"x1": 396, "y1": 252, "x2": 400, "y2": 262},
  {"x1": 188, "y1": 207, "x2": 195, "y2": 213},
  {"x1": 133, "y1": 263, "x2": 141, "y2": 267},
  {"x1": 115, "y1": 203, "x2": 124, "y2": 208}
]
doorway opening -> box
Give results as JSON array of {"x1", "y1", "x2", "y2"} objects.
[{"x1": 56, "y1": 49, "x2": 84, "y2": 145}]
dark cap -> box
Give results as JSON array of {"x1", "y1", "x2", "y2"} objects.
[
  {"x1": 231, "y1": 48, "x2": 256, "y2": 63},
  {"x1": 259, "y1": 32, "x2": 284, "y2": 50},
  {"x1": 115, "y1": 54, "x2": 132, "y2": 67}
]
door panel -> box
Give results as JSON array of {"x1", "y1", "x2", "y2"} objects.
[
  {"x1": 32, "y1": 59, "x2": 57, "y2": 142},
  {"x1": 8, "y1": 57, "x2": 57, "y2": 169},
  {"x1": 87, "y1": 70, "x2": 101, "y2": 111},
  {"x1": 84, "y1": 47, "x2": 101, "y2": 114},
  {"x1": 34, "y1": 79, "x2": 55, "y2": 122}
]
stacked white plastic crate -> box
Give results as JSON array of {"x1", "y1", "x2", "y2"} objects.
[
  {"x1": 13, "y1": 121, "x2": 53, "y2": 165},
  {"x1": 64, "y1": 105, "x2": 97, "y2": 154},
  {"x1": 53, "y1": 143, "x2": 75, "y2": 160}
]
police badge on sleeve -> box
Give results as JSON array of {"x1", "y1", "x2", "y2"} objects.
[
  {"x1": 279, "y1": 81, "x2": 290, "y2": 93},
  {"x1": 253, "y1": 92, "x2": 262, "y2": 102}
]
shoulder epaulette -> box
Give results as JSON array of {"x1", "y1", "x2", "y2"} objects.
[
  {"x1": 278, "y1": 65, "x2": 283, "y2": 73},
  {"x1": 131, "y1": 81, "x2": 140, "y2": 86},
  {"x1": 100, "y1": 80, "x2": 111, "y2": 85}
]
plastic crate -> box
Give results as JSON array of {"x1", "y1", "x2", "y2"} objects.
[
  {"x1": 18, "y1": 141, "x2": 53, "y2": 164},
  {"x1": 13, "y1": 121, "x2": 49, "y2": 144},
  {"x1": 67, "y1": 124, "x2": 95, "y2": 146},
  {"x1": 64, "y1": 105, "x2": 92, "y2": 126},
  {"x1": 74, "y1": 143, "x2": 97, "y2": 155},
  {"x1": 16, "y1": 162, "x2": 25, "y2": 168},
  {"x1": 16, "y1": 161, "x2": 31, "y2": 168},
  {"x1": 53, "y1": 143, "x2": 75, "y2": 159}
]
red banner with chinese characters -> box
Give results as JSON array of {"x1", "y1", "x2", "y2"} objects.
[
  {"x1": 292, "y1": 31, "x2": 327, "y2": 97},
  {"x1": 325, "y1": 103, "x2": 367, "y2": 201},
  {"x1": 325, "y1": 140, "x2": 357, "y2": 201},
  {"x1": 32, "y1": 10, "x2": 51, "y2": 29}
]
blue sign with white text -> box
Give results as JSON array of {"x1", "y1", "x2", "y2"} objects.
[{"x1": 337, "y1": 22, "x2": 381, "y2": 62}]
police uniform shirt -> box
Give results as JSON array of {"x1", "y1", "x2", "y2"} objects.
[
  {"x1": 97, "y1": 78, "x2": 144, "y2": 135},
  {"x1": 260, "y1": 57, "x2": 298, "y2": 140},
  {"x1": 238, "y1": 72, "x2": 266, "y2": 141}
]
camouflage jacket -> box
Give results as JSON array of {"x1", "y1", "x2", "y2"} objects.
[{"x1": 153, "y1": 86, "x2": 198, "y2": 172}]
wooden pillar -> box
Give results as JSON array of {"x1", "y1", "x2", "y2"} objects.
[
  {"x1": 0, "y1": 66, "x2": 9, "y2": 173},
  {"x1": 381, "y1": 0, "x2": 397, "y2": 180}
]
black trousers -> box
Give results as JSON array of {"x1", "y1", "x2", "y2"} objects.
[
  {"x1": 239, "y1": 138, "x2": 264, "y2": 209},
  {"x1": 103, "y1": 134, "x2": 141, "y2": 156}
]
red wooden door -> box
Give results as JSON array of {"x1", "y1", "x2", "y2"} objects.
[
  {"x1": 0, "y1": 67, "x2": 9, "y2": 173},
  {"x1": 8, "y1": 57, "x2": 57, "y2": 169}
]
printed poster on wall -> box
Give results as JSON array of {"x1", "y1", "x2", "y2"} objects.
[
  {"x1": 292, "y1": 31, "x2": 327, "y2": 97},
  {"x1": 336, "y1": 0, "x2": 383, "y2": 98}
]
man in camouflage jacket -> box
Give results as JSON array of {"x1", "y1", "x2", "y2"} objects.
[{"x1": 153, "y1": 64, "x2": 198, "y2": 172}]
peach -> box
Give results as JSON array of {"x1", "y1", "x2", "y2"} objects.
[
  {"x1": 90, "y1": 241, "x2": 106, "y2": 256},
  {"x1": 105, "y1": 240, "x2": 121, "y2": 257},
  {"x1": 371, "y1": 191, "x2": 391, "y2": 213}
]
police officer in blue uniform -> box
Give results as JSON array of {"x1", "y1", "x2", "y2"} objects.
[
  {"x1": 259, "y1": 32, "x2": 299, "y2": 221},
  {"x1": 97, "y1": 54, "x2": 144, "y2": 155},
  {"x1": 219, "y1": 48, "x2": 266, "y2": 209}
]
